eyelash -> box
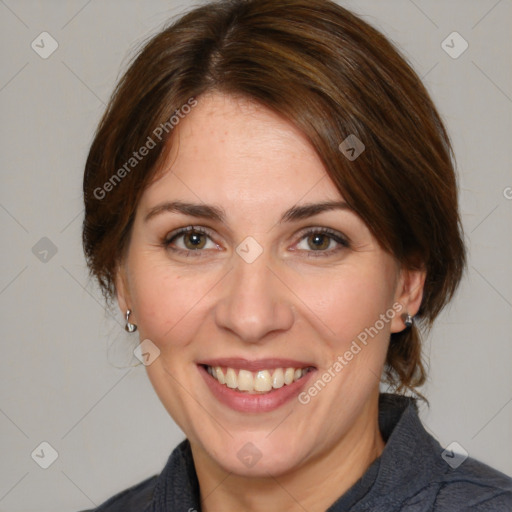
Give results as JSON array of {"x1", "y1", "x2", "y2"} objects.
[{"x1": 162, "y1": 226, "x2": 350, "y2": 258}]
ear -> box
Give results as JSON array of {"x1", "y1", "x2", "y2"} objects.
[
  {"x1": 115, "y1": 264, "x2": 133, "y2": 321},
  {"x1": 390, "y1": 266, "x2": 426, "y2": 333}
]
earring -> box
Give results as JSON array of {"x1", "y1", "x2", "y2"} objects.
[
  {"x1": 125, "y1": 309, "x2": 137, "y2": 333},
  {"x1": 402, "y1": 313, "x2": 414, "y2": 329}
]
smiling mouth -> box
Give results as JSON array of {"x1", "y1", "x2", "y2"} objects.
[{"x1": 202, "y1": 365, "x2": 315, "y2": 394}]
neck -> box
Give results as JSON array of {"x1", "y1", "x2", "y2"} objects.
[{"x1": 192, "y1": 393, "x2": 384, "y2": 512}]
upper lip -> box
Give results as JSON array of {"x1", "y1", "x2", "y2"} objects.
[{"x1": 198, "y1": 358, "x2": 316, "y2": 372}]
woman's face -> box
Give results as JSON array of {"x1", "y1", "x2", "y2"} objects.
[{"x1": 117, "y1": 93, "x2": 422, "y2": 477}]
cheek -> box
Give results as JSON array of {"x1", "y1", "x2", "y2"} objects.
[
  {"x1": 293, "y1": 262, "x2": 397, "y2": 344},
  {"x1": 128, "y1": 259, "x2": 216, "y2": 348}
]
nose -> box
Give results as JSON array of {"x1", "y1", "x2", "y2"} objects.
[{"x1": 213, "y1": 252, "x2": 295, "y2": 343}]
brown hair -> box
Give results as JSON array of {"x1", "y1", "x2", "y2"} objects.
[{"x1": 83, "y1": 0, "x2": 466, "y2": 393}]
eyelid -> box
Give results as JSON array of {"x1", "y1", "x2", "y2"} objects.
[
  {"x1": 163, "y1": 225, "x2": 216, "y2": 244},
  {"x1": 295, "y1": 226, "x2": 349, "y2": 243}
]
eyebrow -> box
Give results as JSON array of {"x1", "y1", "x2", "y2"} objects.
[{"x1": 144, "y1": 200, "x2": 351, "y2": 224}]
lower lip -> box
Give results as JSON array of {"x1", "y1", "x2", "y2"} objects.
[{"x1": 198, "y1": 365, "x2": 315, "y2": 413}]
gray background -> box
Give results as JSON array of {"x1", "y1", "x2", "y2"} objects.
[{"x1": 0, "y1": 1, "x2": 511, "y2": 510}]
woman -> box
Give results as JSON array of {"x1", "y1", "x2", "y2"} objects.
[{"x1": 81, "y1": 0, "x2": 512, "y2": 510}]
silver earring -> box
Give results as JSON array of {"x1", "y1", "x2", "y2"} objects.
[
  {"x1": 403, "y1": 313, "x2": 413, "y2": 329},
  {"x1": 125, "y1": 309, "x2": 137, "y2": 333}
]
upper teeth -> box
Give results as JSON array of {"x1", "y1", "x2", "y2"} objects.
[{"x1": 206, "y1": 366, "x2": 309, "y2": 393}]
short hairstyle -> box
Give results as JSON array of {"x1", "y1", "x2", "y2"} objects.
[{"x1": 83, "y1": 0, "x2": 466, "y2": 393}]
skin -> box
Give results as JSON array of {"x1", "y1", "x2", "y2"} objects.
[{"x1": 116, "y1": 92, "x2": 426, "y2": 512}]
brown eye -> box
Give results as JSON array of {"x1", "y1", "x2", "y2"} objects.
[
  {"x1": 307, "y1": 233, "x2": 332, "y2": 251},
  {"x1": 183, "y1": 231, "x2": 207, "y2": 250},
  {"x1": 294, "y1": 228, "x2": 349, "y2": 257},
  {"x1": 163, "y1": 226, "x2": 221, "y2": 256}
]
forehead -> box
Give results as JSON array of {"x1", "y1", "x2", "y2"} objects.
[{"x1": 140, "y1": 93, "x2": 343, "y2": 213}]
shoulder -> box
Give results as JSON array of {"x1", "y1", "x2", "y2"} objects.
[
  {"x1": 369, "y1": 395, "x2": 512, "y2": 512},
  {"x1": 78, "y1": 474, "x2": 158, "y2": 512},
  {"x1": 395, "y1": 451, "x2": 512, "y2": 511},
  {"x1": 428, "y1": 457, "x2": 512, "y2": 511}
]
